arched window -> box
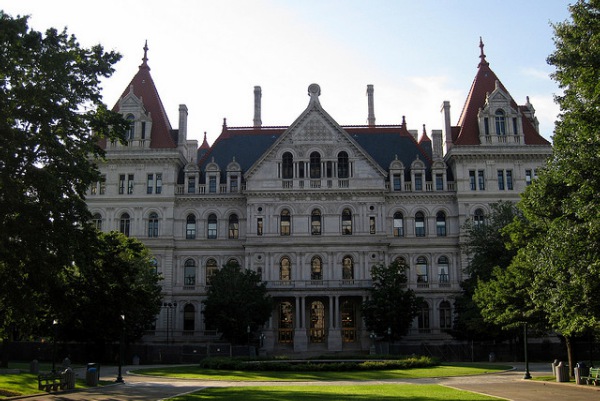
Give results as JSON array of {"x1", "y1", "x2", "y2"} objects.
[
  {"x1": 337, "y1": 151, "x2": 349, "y2": 178},
  {"x1": 183, "y1": 304, "x2": 195, "y2": 331},
  {"x1": 186, "y1": 214, "x2": 196, "y2": 239},
  {"x1": 393, "y1": 212, "x2": 404, "y2": 237},
  {"x1": 439, "y1": 301, "x2": 452, "y2": 330},
  {"x1": 184, "y1": 259, "x2": 196, "y2": 286},
  {"x1": 207, "y1": 213, "x2": 217, "y2": 239},
  {"x1": 416, "y1": 256, "x2": 428, "y2": 283},
  {"x1": 279, "y1": 301, "x2": 293, "y2": 343},
  {"x1": 280, "y1": 257, "x2": 291, "y2": 281},
  {"x1": 342, "y1": 256, "x2": 354, "y2": 280},
  {"x1": 311, "y1": 209, "x2": 322, "y2": 235},
  {"x1": 119, "y1": 213, "x2": 130, "y2": 237},
  {"x1": 418, "y1": 301, "x2": 430, "y2": 333},
  {"x1": 206, "y1": 258, "x2": 218, "y2": 285},
  {"x1": 311, "y1": 256, "x2": 322, "y2": 280},
  {"x1": 282, "y1": 152, "x2": 294, "y2": 179},
  {"x1": 227, "y1": 258, "x2": 239, "y2": 267},
  {"x1": 310, "y1": 151, "x2": 321, "y2": 178},
  {"x1": 92, "y1": 213, "x2": 102, "y2": 231},
  {"x1": 125, "y1": 114, "x2": 135, "y2": 140},
  {"x1": 341, "y1": 301, "x2": 356, "y2": 342},
  {"x1": 438, "y1": 256, "x2": 449, "y2": 283},
  {"x1": 415, "y1": 211, "x2": 426, "y2": 237},
  {"x1": 280, "y1": 209, "x2": 291, "y2": 236},
  {"x1": 436, "y1": 211, "x2": 446, "y2": 237},
  {"x1": 495, "y1": 109, "x2": 506, "y2": 135},
  {"x1": 228, "y1": 214, "x2": 239, "y2": 239},
  {"x1": 473, "y1": 208, "x2": 485, "y2": 227},
  {"x1": 148, "y1": 212, "x2": 159, "y2": 237},
  {"x1": 394, "y1": 256, "x2": 408, "y2": 268},
  {"x1": 342, "y1": 208, "x2": 352, "y2": 235}
]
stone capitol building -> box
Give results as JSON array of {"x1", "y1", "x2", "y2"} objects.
[{"x1": 86, "y1": 40, "x2": 552, "y2": 354}]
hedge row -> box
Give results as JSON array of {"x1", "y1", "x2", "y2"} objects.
[{"x1": 197, "y1": 355, "x2": 435, "y2": 371}]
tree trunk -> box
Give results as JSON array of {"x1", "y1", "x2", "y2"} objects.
[
  {"x1": 0, "y1": 337, "x2": 9, "y2": 368},
  {"x1": 565, "y1": 336, "x2": 574, "y2": 378}
]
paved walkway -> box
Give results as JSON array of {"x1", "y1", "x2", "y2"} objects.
[{"x1": 9, "y1": 363, "x2": 600, "y2": 401}]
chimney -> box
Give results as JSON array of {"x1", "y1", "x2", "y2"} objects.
[
  {"x1": 178, "y1": 104, "x2": 188, "y2": 144},
  {"x1": 253, "y1": 86, "x2": 262, "y2": 128},
  {"x1": 432, "y1": 130, "x2": 443, "y2": 158},
  {"x1": 366, "y1": 84, "x2": 375, "y2": 126},
  {"x1": 441, "y1": 101, "x2": 453, "y2": 151}
]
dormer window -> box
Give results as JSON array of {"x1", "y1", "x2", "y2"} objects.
[
  {"x1": 282, "y1": 152, "x2": 293, "y2": 179},
  {"x1": 125, "y1": 114, "x2": 135, "y2": 140},
  {"x1": 495, "y1": 109, "x2": 506, "y2": 135},
  {"x1": 337, "y1": 151, "x2": 349, "y2": 178}
]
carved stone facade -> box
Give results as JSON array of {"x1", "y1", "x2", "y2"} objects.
[{"x1": 86, "y1": 42, "x2": 551, "y2": 354}]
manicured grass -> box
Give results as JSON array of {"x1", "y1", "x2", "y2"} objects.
[
  {"x1": 167, "y1": 384, "x2": 505, "y2": 401},
  {"x1": 133, "y1": 362, "x2": 510, "y2": 381},
  {"x1": 0, "y1": 363, "x2": 94, "y2": 398}
]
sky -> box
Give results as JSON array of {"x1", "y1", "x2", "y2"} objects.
[{"x1": 3, "y1": 0, "x2": 572, "y2": 144}]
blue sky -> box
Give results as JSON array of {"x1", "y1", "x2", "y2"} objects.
[{"x1": 3, "y1": 0, "x2": 572, "y2": 143}]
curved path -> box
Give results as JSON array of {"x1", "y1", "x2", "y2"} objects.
[{"x1": 11, "y1": 363, "x2": 600, "y2": 401}]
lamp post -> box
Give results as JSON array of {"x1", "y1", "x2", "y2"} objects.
[
  {"x1": 116, "y1": 314, "x2": 125, "y2": 383},
  {"x1": 51, "y1": 320, "x2": 58, "y2": 374},
  {"x1": 387, "y1": 327, "x2": 392, "y2": 355},
  {"x1": 369, "y1": 331, "x2": 377, "y2": 355},
  {"x1": 523, "y1": 322, "x2": 531, "y2": 379}
]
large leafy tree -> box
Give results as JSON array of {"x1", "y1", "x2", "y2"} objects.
[
  {"x1": 202, "y1": 262, "x2": 272, "y2": 345},
  {"x1": 452, "y1": 202, "x2": 521, "y2": 342},
  {"x1": 57, "y1": 231, "x2": 162, "y2": 346},
  {"x1": 0, "y1": 12, "x2": 127, "y2": 358},
  {"x1": 477, "y1": 0, "x2": 600, "y2": 374},
  {"x1": 361, "y1": 259, "x2": 420, "y2": 341}
]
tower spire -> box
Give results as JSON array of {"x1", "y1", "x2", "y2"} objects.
[
  {"x1": 478, "y1": 37, "x2": 489, "y2": 67},
  {"x1": 140, "y1": 40, "x2": 150, "y2": 69}
]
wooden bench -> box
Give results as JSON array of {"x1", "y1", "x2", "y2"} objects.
[
  {"x1": 37, "y1": 372, "x2": 66, "y2": 392},
  {"x1": 581, "y1": 367, "x2": 600, "y2": 385}
]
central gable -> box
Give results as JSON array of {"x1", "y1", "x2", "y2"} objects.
[{"x1": 244, "y1": 84, "x2": 387, "y2": 191}]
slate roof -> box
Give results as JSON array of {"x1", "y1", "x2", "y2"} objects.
[
  {"x1": 198, "y1": 122, "x2": 434, "y2": 182},
  {"x1": 453, "y1": 40, "x2": 550, "y2": 146},
  {"x1": 111, "y1": 43, "x2": 177, "y2": 149}
]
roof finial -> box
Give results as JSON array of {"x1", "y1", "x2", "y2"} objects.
[
  {"x1": 478, "y1": 37, "x2": 489, "y2": 67},
  {"x1": 140, "y1": 40, "x2": 150, "y2": 69}
]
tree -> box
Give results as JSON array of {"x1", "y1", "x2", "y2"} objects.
[
  {"x1": 202, "y1": 262, "x2": 271, "y2": 344},
  {"x1": 452, "y1": 202, "x2": 521, "y2": 342},
  {"x1": 57, "y1": 231, "x2": 162, "y2": 346},
  {"x1": 361, "y1": 259, "x2": 420, "y2": 341},
  {"x1": 478, "y1": 1, "x2": 600, "y2": 375},
  {"x1": 0, "y1": 12, "x2": 127, "y2": 365},
  {"x1": 0, "y1": 11, "x2": 127, "y2": 337}
]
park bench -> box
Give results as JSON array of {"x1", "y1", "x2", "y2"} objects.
[
  {"x1": 581, "y1": 367, "x2": 600, "y2": 385},
  {"x1": 37, "y1": 372, "x2": 67, "y2": 392}
]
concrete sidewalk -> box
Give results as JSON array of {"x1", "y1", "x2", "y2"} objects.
[{"x1": 9, "y1": 363, "x2": 600, "y2": 401}]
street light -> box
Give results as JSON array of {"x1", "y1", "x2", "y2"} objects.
[
  {"x1": 369, "y1": 331, "x2": 377, "y2": 355},
  {"x1": 51, "y1": 320, "x2": 58, "y2": 374},
  {"x1": 523, "y1": 322, "x2": 531, "y2": 379},
  {"x1": 116, "y1": 314, "x2": 125, "y2": 383}
]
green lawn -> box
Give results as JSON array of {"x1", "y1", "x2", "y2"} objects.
[
  {"x1": 133, "y1": 362, "x2": 509, "y2": 381},
  {"x1": 167, "y1": 384, "x2": 505, "y2": 401}
]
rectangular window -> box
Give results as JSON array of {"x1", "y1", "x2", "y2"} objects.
[
  {"x1": 141, "y1": 122, "x2": 146, "y2": 139},
  {"x1": 257, "y1": 218, "x2": 263, "y2": 236},
  {"x1": 209, "y1": 176, "x2": 217, "y2": 193},
  {"x1": 127, "y1": 174, "x2": 134, "y2": 194},
  {"x1": 512, "y1": 118, "x2": 518, "y2": 135},
  {"x1": 414, "y1": 173, "x2": 423, "y2": 191},
  {"x1": 393, "y1": 175, "x2": 401, "y2": 191},
  {"x1": 155, "y1": 173, "x2": 162, "y2": 194},
  {"x1": 298, "y1": 162, "x2": 304, "y2": 178},
  {"x1": 99, "y1": 175, "x2": 106, "y2": 195},
  {"x1": 506, "y1": 170, "x2": 513, "y2": 190},
  {"x1": 147, "y1": 173, "x2": 154, "y2": 194},
  {"x1": 326, "y1": 161, "x2": 332, "y2": 178},
  {"x1": 525, "y1": 169, "x2": 532, "y2": 186},
  {"x1": 188, "y1": 176, "x2": 196, "y2": 193},
  {"x1": 497, "y1": 170, "x2": 505, "y2": 190},
  {"x1": 435, "y1": 174, "x2": 443, "y2": 191},
  {"x1": 119, "y1": 174, "x2": 125, "y2": 194},
  {"x1": 230, "y1": 175, "x2": 238, "y2": 192},
  {"x1": 469, "y1": 170, "x2": 476, "y2": 191},
  {"x1": 369, "y1": 216, "x2": 376, "y2": 234},
  {"x1": 484, "y1": 117, "x2": 489, "y2": 135},
  {"x1": 90, "y1": 182, "x2": 97, "y2": 195},
  {"x1": 477, "y1": 170, "x2": 485, "y2": 190}
]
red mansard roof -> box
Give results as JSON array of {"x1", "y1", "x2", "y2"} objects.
[
  {"x1": 112, "y1": 43, "x2": 176, "y2": 149},
  {"x1": 454, "y1": 40, "x2": 550, "y2": 146}
]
